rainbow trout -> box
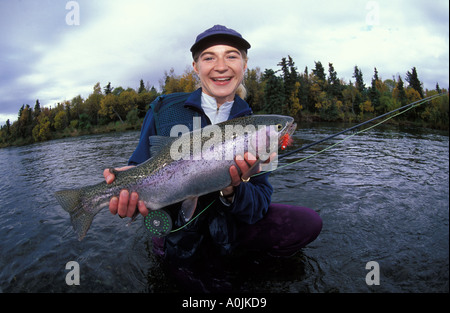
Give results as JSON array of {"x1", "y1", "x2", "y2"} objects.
[{"x1": 55, "y1": 114, "x2": 296, "y2": 240}]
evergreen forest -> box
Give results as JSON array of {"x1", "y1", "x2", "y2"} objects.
[{"x1": 1, "y1": 56, "x2": 448, "y2": 148}]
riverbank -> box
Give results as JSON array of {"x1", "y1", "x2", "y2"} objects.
[
  {"x1": 0, "y1": 118, "x2": 144, "y2": 148},
  {"x1": 1, "y1": 110, "x2": 448, "y2": 149}
]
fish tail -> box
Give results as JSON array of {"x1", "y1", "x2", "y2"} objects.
[{"x1": 55, "y1": 188, "x2": 94, "y2": 241}]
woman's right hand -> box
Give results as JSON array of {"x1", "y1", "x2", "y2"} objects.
[{"x1": 103, "y1": 166, "x2": 149, "y2": 218}]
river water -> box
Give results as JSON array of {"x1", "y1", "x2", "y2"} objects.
[{"x1": 0, "y1": 124, "x2": 448, "y2": 293}]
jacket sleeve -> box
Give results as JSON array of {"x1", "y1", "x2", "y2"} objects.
[
  {"x1": 227, "y1": 171, "x2": 273, "y2": 224},
  {"x1": 128, "y1": 108, "x2": 157, "y2": 166}
]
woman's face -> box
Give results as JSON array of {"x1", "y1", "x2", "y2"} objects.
[{"x1": 193, "y1": 44, "x2": 247, "y2": 105}]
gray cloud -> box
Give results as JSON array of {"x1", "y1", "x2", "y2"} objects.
[{"x1": 1, "y1": 0, "x2": 448, "y2": 125}]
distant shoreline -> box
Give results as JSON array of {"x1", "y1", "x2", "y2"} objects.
[{"x1": 2, "y1": 112, "x2": 447, "y2": 150}]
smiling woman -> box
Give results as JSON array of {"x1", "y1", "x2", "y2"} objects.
[
  {"x1": 191, "y1": 25, "x2": 251, "y2": 104},
  {"x1": 102, "y1": 24, "x2": 322, "y2": 268},
  {"x1": 193, "y1": 45, "x2": 248, "y2": 105}
]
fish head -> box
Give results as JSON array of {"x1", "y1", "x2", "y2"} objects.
[{"x1": 241, "y1": 115, "x2": 296, "y2": 156}]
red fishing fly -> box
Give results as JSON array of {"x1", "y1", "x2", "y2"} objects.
[{"x1": 280, "y1": 133, "x2": 293, "y2": 150}]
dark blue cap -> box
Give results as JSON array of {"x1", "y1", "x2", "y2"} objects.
[{"x1": 190, "y1": 25, "x2": 251, "y2": 58}]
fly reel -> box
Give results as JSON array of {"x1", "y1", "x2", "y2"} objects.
[{"x1": 144, "y1": 209, "x2": 173, "y2": 237}]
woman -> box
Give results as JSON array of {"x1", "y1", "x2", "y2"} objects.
[{"x1": 104, "y1": 25, "x2": 322, "y2": 262}]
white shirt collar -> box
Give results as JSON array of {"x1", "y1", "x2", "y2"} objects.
[{"x1": 201, "y1": 92, "x2": 234, "y2": 124}]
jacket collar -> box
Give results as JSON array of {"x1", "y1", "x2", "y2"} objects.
[{"x1": 184, "y1": 88, "x2": 252, "y2": 119}]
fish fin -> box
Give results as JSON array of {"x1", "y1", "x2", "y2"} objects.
[
  {"x1": 55, "y1": 188, "x2": 94, "y2": 241},
  {"x1": 149, "y1": 135, "x2": 176, "y2": 158},
  {"x1": 180, "y1": 196, "x2": 198, "y2": 223}
]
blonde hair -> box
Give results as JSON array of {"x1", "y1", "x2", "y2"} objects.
[
  {"x1": 193, "y1": 49, "x2": 248, "y2": 100},
  {"x1": 236, "y1": 83, "x2": 247, "y2": 99}
]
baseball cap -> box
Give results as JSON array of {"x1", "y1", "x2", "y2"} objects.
[{"x1": 190, "y1": 25, "x2": 251, "y2": 58}]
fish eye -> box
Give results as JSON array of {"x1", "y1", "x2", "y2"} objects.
[{"x1": 276, "y1": 124, "x2": 283, "y2": 131}]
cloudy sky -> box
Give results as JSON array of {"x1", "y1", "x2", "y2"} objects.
[{"x1": 0, "y1": 0, "x2": 448, "y2": 125}]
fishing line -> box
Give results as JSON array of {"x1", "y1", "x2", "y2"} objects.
[
  {"x1": 277, "y1": 93, "x2": 445, "y2": 161},
  {"x1": 264, "y1": 95, "x2": 431, "y2": 174},
  {"x1": 170, "y1": 200, "x2": 216, "y2": 234},
  {"x1": 144, "y1": 199, "x2": 217, "y2": 236},
  {"x1": 149, "y1": 93, "x2": 445, "y2": 235}
]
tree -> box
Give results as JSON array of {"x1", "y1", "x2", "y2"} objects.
[
  {"x1": 84, "y1": 82, "x2": 103, "y2": 125},
  {"x1": 32, "y1": 114, "x2": 51, "y2": 142},
  {"x1": 298, "y1": 66, "x2": 312, "y2": 112},
  {"x1": 289, "y1": 81, "x2": 302, "y2": 118},
  {"x1": 17, "y1": 104, "x2": 33, "y2": 138},
  {"x1": 312, "y1": 61, "x2": 326, "y2": 88},
  {"x1": 33, "y1": 100, "x2": 41, "y2": 120},
  {"x1": 162, "y1": 68, "x2": 199, "y2": 94},
  {"x1": 342, "y1": 83, "x2": 360, "y2": 115},
  {"x1": 104, "y1": 82, "x2": 113, "y2": 95},
  {"x1": 54, "y1": 110, "x2": 68, "y2": 131},
  {"x1": 99, "y1": 93, "x2": 120, "y2": 122},
  {"x1": 405, "y1": 67, "x2": 424, "y2": 98},
  {"x1": 112, "y1": 86, "x2": 125, "y2": 96},
  {"x1": 393, "y1": 76, "x2": 408, "y2": 106},
  {"x1": 369, "y1": 67, "x2": 381, "y2": 113},
  {"x1": 71, "y1": 95, "x2": 84, "y2": 118},
  {"x1": 327, "y1": 63, "x2": 342, "y2": 100},
  {"x1": 117, "y1": 89, "x2": 138, "y2": 123},
  {"x1": 277, "y1": 56, "x2": 300, "y2": 115},
  {"x1": 136, "y1": 88, "x2": 159, "y2": 118},
  {"x1": 436, "y1": 83, "x2": 441, "y2": 94},
  {"x1": 138, "y1": 79, "x2": 146, "y2": 94},
  {"x1": 352, "y1": 66, "x2": 366, "y2": 113},
  {"x1": 244, "y1": 67, "x2": 264, "y2": 112},
  {"x1": 6, "y1": 119, "x2": 11, "y2": 135},
  {"x1": 262, "y1": 69, "x2": 284, "y2": 114}
]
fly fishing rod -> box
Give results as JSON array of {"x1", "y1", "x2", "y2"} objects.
[
  {"x1": 277, "y1": 93, "x2": 445, "y2": 161},
  {"x1": 145, "y1": 93, "x2": 446, "y2": 236}
]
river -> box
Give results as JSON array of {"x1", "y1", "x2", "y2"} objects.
[{"x1": 0, "y1": 123, "x2": 448, "y2": 293}]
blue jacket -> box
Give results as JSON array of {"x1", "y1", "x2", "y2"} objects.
[{"x1": 129, "y1": 88, "x2": 273, "y2": 259}]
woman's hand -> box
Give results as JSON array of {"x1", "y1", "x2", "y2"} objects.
[
  {"x1": 103, "y1": 166, "x2": 148, "y2": 218},
  {"x1": 221, "y1": 152, "x2": 276, "y2": 201}
]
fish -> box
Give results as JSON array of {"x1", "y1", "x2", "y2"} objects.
[{"x1": 55, "y1": 114, "x2": 296, "y2": 240}]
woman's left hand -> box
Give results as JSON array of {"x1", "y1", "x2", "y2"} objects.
[{"x1": 221, "y1": 151, "x2": 276, "y2": 198}]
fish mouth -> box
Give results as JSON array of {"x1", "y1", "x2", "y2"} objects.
[
  {"x1": 276, "y1": 121, "x2": 296, "y2": 149},
  {"x1": 287, "y1": 122, "x2": 297, "y2": 136},
  {"x1": 280, "y1": 121, "x2": 297, "y2": 139}
]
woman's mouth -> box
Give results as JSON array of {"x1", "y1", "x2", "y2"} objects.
[{"x1": 211, "y1": 77, "x2": 232, "y2": 84}]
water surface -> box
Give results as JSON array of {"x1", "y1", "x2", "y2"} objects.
[{"x1": 0, "y1": 125, "x2": 448, "y2": 293}]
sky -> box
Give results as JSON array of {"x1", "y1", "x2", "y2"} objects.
[{"x1": 0, "y1": 0, "x2": 449, "y2": 125}]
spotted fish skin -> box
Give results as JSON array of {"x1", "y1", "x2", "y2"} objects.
[{"x1": 55, "y1": 114, "x2": 296, "y2": 240}]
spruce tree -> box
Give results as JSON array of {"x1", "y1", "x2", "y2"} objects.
[{"x1": 405, "y1": 67, "x2": 424, "y2": 98}]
